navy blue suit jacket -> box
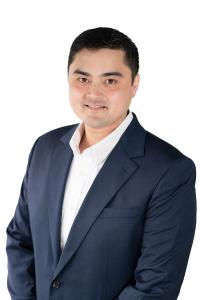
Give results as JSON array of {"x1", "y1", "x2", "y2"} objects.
[{"x1": 6, "y1": 112, "x2": 197, "y2": 300}]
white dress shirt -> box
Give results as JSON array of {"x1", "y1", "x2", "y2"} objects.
[{"x1": 60, "y1": 110, "x2": 133, "y2": 250}]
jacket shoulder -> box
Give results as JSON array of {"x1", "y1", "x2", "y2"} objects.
[
  {"x1": 33, "y1": 123, "x2": 78, "y2": 151},
  {"x1": 143, "y1": 131, "x2": 196, "y2": 194},
  {"x1": 145, "y1": 130, "x2": 195, "y2": 166},
  {"x1": 40, "y1": 123, "x2": 78, "y2": 139}
]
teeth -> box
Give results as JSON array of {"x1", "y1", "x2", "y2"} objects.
[
  {"x1": 91, "y1": 106, "x2": 103, "y2": 108},
  {"x1": 85, "y1": 105, "x2": 105, "y2": 109}
]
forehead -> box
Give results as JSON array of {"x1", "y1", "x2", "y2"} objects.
[{"x1": 69, "y1": 48, "x2": 128, "y2": 73}]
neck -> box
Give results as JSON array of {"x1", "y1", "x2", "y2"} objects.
[{"x1": 79, "y1": 111, "x2": 129, "y2": 153}]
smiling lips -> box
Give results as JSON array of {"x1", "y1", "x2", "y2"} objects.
[{"x1": 84, "y1": 104, "x2": 107, "y2": 111}]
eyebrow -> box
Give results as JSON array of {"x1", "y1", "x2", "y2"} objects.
[{"x1": 73, "y1": 69, "x2": 123, "y2": 77}]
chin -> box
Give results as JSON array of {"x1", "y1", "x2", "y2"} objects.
[{"x1": 84, "y1": 119, "x2": 108, "y2": 129}]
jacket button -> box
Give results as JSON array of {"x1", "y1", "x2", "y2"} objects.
[{"x1": 52, "y1": 280, "x2": 61, "y2": 289}]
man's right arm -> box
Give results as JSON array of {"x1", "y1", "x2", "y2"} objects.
[{"x1": 6, "y1": 137, "x2": 40, "y2": 300}]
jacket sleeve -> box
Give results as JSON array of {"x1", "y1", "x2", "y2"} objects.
[
  {"x1": 6, "y1": 137, "x2": 40, "y2": 300},
  {"x1": 115, "y1": 156, "x2": 197, "y2": 300}
]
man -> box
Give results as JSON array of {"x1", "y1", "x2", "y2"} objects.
[{"x1": 6, "y1": 27, "x2": 197, "y2": 300}]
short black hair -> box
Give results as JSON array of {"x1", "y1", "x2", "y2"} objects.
[{"x1": 67, "y1": 27, "x2": 139, "y2": 84}]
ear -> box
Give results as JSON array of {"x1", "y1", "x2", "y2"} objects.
[{"x1": 131, "y1": 74, "x2": 140, "y2": 97}]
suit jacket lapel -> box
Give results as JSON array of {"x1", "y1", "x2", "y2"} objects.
[
  {"x1": 47, "y1": 125, "x2": 77, "y2": 266},
  {"x1": 48, "y1": 112, "x2": 146, "y2": 279}
]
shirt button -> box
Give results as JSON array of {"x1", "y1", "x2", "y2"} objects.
[{"x1": 52, "y1": 280, "x2": 61, "y2": 289}]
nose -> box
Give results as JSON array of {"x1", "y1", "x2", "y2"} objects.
[{"x1": 87, "y1": 82, "x2": 103, "y2": 97}]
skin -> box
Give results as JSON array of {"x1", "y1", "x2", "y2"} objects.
[{"x1": 67, "y1": 48, "x2": 140, "y2": 152}]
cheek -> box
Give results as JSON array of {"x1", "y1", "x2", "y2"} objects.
[
  {"x1": 102, "y1": 86, "x2": 123, "y2": 100},
  {"x1": 69, "y1": 86, "x2": 84, "y2": 102},
  {"x1": 107, "y1": 88, "x2": 126, "y2": 103}
]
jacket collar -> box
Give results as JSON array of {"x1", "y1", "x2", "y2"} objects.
[{"x1": 60, "y1": 111, "x2": 146, "y2": 159}]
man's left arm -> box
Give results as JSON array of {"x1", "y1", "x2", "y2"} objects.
[{"x1": 116, "y1": 156, "x2": 197, "y2": 300}]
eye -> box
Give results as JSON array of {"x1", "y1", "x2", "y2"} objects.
[
  {"x1": 105, "y1": 78, "x2": 117, "y2": 85},
  {"x1": 78, "y1": 77, "x2": 89, "y2": 83}
]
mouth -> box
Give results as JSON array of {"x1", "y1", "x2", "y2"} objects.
[{"x1": 84, "y1": 104, "x2": 107, "y2": 111}]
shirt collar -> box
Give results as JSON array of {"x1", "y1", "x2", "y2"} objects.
[{"x1": 69, "y1": 110, "x2": 133, "y2": 165}]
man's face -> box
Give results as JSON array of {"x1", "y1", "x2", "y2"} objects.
[{"x1": 68, "y1": 48, "x2": 140, "y2": 130}]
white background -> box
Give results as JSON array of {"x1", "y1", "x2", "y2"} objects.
[{"x1": 0, "y1": 0, "x2": 199, "y2": 299}]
